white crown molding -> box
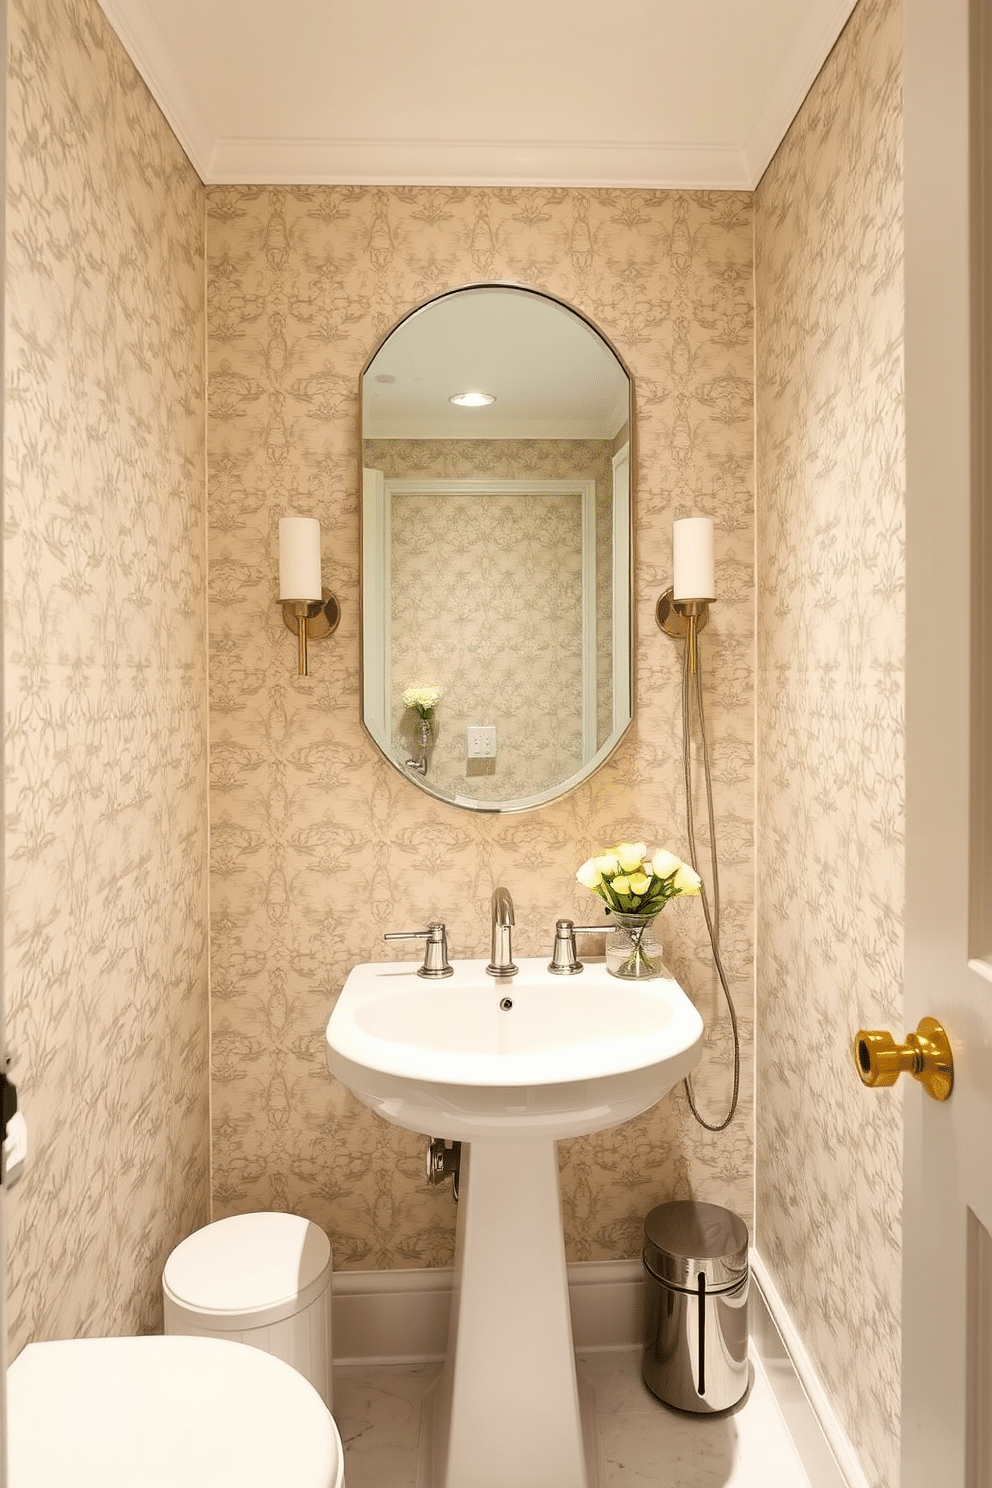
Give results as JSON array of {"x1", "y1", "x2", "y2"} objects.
[
  {"x1": 204, "y1": 137, "x2": 752, "y2": 191},
  {"x1": 97, "y1": 2, "x2": 855, "y2": 190},
  {"x1": 96, "y1": 0, "x2": 855, "y2": 191},
  {"x1": 94, "y1": 0, "x2": 214, "y2": 180},
  {"x1": 743, "y1": 0, "x2": 861, "y2": 185},
  {"x1": 368, "y1": 419, "x2": 624, "y2": 441}
]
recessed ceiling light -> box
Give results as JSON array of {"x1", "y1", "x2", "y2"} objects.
[{"x1": 449, "y1": 391, "x2": 496, "y2": 407}]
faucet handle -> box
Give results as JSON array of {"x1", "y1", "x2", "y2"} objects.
[
  {"x1": 383, "y1": 921, "x2": 453, "y2": 979},
  {"x1": 547, "y1": 919, "x2": 614, "y2": 975}
]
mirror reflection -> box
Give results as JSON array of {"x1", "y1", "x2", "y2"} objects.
[{"x1": 361, "y1": 284, "x2": 633, "y2": 812}]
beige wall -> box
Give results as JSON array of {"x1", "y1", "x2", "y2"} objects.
[
  {"x1": 4, "y1": 0, "x2": 210, "y2": 1353},
  {"x1": 207, "y1": 186, "x2": 756, "y2": 1268},
  {"x1": 754, "y1": 0, "x2": 904, "y2": 1483}
]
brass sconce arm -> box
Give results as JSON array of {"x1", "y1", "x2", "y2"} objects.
[{"x1": 280, "y1": 591, "x2": 340, "y2": 676}]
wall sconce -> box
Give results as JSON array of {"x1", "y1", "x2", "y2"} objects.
[
  {"x1": 656, "y1": 516, "x2": 716, "y2": 673},
  {"x1": 278, "y1": 516, "x2": 340, "y2": 676}
]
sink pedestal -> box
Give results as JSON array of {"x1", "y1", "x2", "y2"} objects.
[
  {"x1": 327, "y1": 956, "x2": 705, "y2": 1487},
  {"x1": 419, "y1": 1140, "x2": 598, "y2": 1488}
]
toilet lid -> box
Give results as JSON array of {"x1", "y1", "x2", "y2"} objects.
[
  {"x1": 7, "y1": 1335, "x2": 345, "y2": 1488},
  {"x1": 163, "y1": 1212, "x2": 332, "y2": 1328}
]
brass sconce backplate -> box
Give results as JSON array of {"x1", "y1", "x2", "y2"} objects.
[
  {"x1": 281, "y1": 589, "x2": 340, "y2": 641},
  {"x1": 655, "y1": 588, "x2": 711, "y2": 640},
  {"x1": 279, "y1": 589, "x2": 341, "y2": 676}
]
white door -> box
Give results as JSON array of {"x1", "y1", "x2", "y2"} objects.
[
  {"x1": 902, "y1": 0, "x2": 992, "y2": 1482},
  {"x1": 0, "y1": 0, "x2": 8, "y2": 1470}
]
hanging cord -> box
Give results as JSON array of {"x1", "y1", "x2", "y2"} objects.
[{"x1": 680, "y1": 625, "x2": 740, "y2": 1131}]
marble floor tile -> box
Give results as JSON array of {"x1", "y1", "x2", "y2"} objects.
[
  {"x1": 334, "y1": 1348, "x2": 812, "y2": 1488},
  {"x1": 334, "y1": 1362, "x2": 442, "y2": 1488}
]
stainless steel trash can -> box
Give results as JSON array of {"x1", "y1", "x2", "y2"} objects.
[{"x1": 641, "y1": 1200, "x2": 749, "y2": 1413}]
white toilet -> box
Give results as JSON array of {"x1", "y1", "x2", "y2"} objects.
[{"x1": 7, "y1": 1333, "x2": 346, "y2": 1487}]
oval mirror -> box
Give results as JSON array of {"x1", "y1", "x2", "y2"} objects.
[{"x1": 361, "y1": 283, "x2": 633, "y2": 813}]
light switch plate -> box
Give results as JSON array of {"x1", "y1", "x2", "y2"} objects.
[{"x1": 466, "y1": 725, "x2": 497, "y2": 758}]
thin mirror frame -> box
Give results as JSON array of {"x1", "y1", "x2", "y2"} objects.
[{"x1": 358, "y1": 281, "x2": 636, "y2": 814}]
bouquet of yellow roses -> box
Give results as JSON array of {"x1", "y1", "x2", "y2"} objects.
[
  {"x1": 577, "y1": 842, "x2": 701, "y2": 977},
  {"x1": 576, "y1": 842, "x2": 701, "y2": 913}
]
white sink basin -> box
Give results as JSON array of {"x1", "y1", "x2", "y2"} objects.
[{"x1": 325, "y1": 956, "x2": 704, "y2": 1141}]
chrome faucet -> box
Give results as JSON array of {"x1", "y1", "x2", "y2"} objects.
[{"x1": 486, "y1": 887, "x2": 518, "y2": 978}]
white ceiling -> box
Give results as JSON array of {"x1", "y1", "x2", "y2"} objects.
[{"x1": 95, "y1": 0, "x2": 859, "y2": 189}]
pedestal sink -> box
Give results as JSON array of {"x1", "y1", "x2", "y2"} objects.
[{"x1": 325, "y1": 957, "x2": 704, "y2": 1488}]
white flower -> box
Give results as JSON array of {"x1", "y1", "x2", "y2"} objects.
[
  {"x1": 402, "y1": 685, "x2": 441, "y2": 714},
  {"x1": 651, "y1": 848, "x2": 683, "y2": 879},
  {"x1": 616, "y1": 841, "x2": 647, "y2": 873},
  {"x1": 576, "y1": 858, "x2": 602, "y2": 889},
  {"x1": 672, "y1": 862, "x2": 702, "y2": 895}
]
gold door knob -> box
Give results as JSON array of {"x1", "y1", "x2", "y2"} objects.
[{"x1": 853, "y1": 1017, "x2": 953, "y2": 1101}]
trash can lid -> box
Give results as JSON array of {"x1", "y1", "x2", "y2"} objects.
[
  {"x1": 643, "y1": 1200, "x2": 748, "y2": 1290},
  {"x1": 164, "y1": 1213, "x2": 331, "y2": 1328}
]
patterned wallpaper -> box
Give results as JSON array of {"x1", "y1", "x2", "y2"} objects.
[
  {"x1": 207, "y1": 186, "x2": 756, "y2": 1267},
  {"x1": 754, "y1": 0, "x2": 904, "y2": 1484},
  {"x1": 365, "y1": 436, "x2": 619, "y2": 784},
  {"x1": 3, "y1": 0, "x2": 210, "y2": 1354},
  {"x1": 388, "y1": 490, "x2": 585, "y2": 803}
]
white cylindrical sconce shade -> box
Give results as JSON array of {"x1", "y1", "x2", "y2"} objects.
[
  {"x1": 673, "y1": 517, "x2": 715, "y2": 602},
  {"x1": 279, "y1": 517, "x2": 322, "y2": 602}
]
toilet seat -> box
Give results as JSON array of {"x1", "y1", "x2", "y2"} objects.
[{"x1": 7, "y1": 1334, "x2": 345, "y2": 1487}]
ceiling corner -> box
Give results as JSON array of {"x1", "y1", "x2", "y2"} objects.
[
  {"x1": 95, "y1": 0, "x2": 214, "y2": 181},
  {"x1": 742, "y1": 0, "x2": 861, "y2": 187}
]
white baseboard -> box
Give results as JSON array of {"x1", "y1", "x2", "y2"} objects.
[
  {"x1": 749, "y1": 1251, "x2": 871, "y2": 1488},
  {"x1": 331, "y1": 1257, "x2": 646, "y2": 1365},
  {"x1": 331, "y1": 1253, "x2": 868, "y2": 1488},
  {"x1": 332, "y1": 1264, "x2": 453, "y2": 1365}
]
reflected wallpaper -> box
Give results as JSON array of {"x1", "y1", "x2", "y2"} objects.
[
  {"x1": 388, "y1": 489, "x2": 585, "y2": 803},
  {"x1": 365, "y1": 435, "x2": 620, "y2": 793}
]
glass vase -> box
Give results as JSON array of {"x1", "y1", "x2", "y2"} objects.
[{"x1": 606, "y1": 911, "x2": 666, "y2": 980}]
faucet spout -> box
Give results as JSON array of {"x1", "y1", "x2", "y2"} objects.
[{"x1": 486, "y1": 887, "x2": 518, "y2": 978}]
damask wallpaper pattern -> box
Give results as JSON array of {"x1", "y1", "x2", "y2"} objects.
[
  {"x1": 754, "y1": 0, "x2": 904, "y2": 1483},
  {"x1": 207, "y1": 186, "x2": 756, "y2": 1268},
  {"x1": 4, "y1": 0, "x2": 210, "y2": 1353}
]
